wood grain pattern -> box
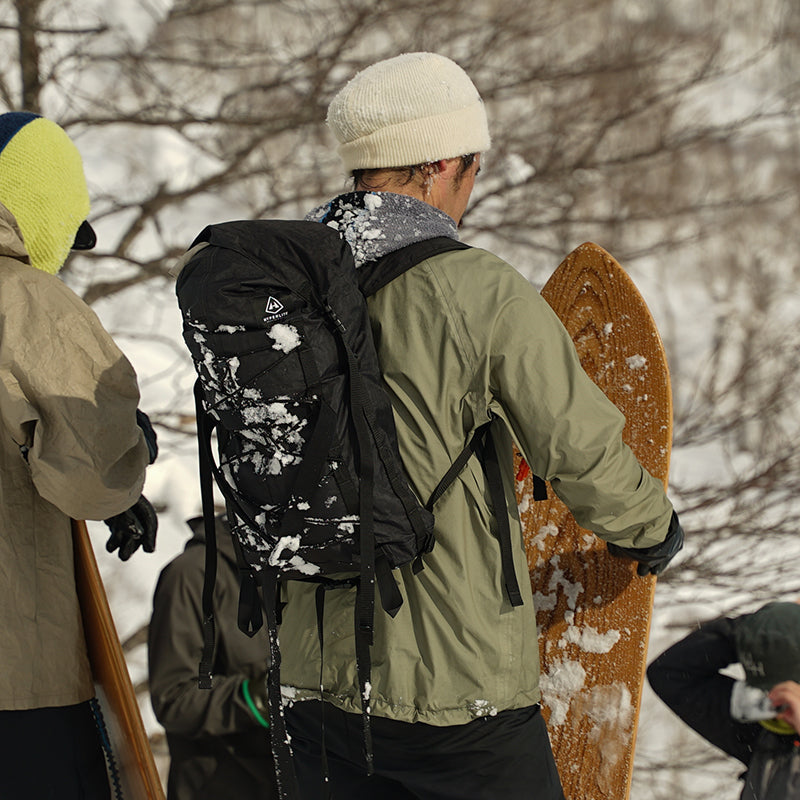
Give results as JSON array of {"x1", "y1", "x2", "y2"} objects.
[
  {"x1": 72, "y1": 519, "x2": 165, "y2": 800},
  {"x1": 516, "y1": 242, "x2": 672, "y2": 800}
]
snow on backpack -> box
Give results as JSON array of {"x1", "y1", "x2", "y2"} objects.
[{"x1": 175, "y1": 219, "x2": 534, "y2": 797}]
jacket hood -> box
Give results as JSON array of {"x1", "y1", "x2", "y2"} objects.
[{"x1": 305, "y1": 191, "x2": 459, "y2": 267}]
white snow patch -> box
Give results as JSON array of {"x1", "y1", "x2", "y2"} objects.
[
  {"x1": 268, "y1": 535, "x2": 301, "y2": 566},
  {"x1": 529, "y1": 522, "x2": 559, "y2": 551},
  {"x1": 288, "y1": 555, "x2": 320, "y2": 575},
  {"x1": 562, "y1": 625, "x2": 621, "y2": 654},
  {"x1": 269, "y1": 323, "x2": 301, "y2": 353},
  {"x1": 548, "y1": 557, "x2": 584, "y2": 609},
  {"x1": 540, "y1": 659, "x2": 587, "y2": 727},
  {"x1": 363, "y1": 193, "x2": 383, "y2": 211},
  {"x1": 626, "y1": 354, "x2": 647, "y2": 369},
  {"x1": 469, "y1": 699, "x2": 499, "y2": 717},
  {"x1": 281, "y1": 684, "x2": 298, "y2": 707}
]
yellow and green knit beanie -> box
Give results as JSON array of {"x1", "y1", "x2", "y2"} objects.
[{"x1": 0, "y1": 112, "x2": 91, "y2": 274}]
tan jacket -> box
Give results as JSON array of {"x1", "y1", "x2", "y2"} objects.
[
  {"x1": 279, "y1": 245, "x2": 674, "y2": 725},
  {"x1": 0, "y1": 204, "x2": 149, "y2": 710}
]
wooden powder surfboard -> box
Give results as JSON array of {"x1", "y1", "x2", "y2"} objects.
[
  {"x1": 516, "y1": 242, "x2": 672, "y2": 800},
  {"x1": 72, "y1": 519, "x2": 166, "y2": 800}
]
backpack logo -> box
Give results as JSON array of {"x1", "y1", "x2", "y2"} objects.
[{"x1": 264, "y1": 296, "x2": 287, "y2": 322}]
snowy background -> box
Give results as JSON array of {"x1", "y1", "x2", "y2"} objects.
[{"x1": 2, "y1": 0, "x2": 800, "y2": 796}]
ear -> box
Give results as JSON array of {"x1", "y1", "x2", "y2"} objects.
[
  {"x1": 434, "y1": 158, "x2": 466, "y2": 182},
  {"x1": 432, "y1": 159, "x2": 450, "y2": 176}
]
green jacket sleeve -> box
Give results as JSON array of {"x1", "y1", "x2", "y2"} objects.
[{"x1": 444, "y1": 249, "x2": 673, "y2": 548}]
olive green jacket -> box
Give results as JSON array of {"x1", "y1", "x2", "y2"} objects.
[
  {"x1": 0, "y1": 204, "x2": 149, "y2": 710},
  {"x1": 279, "y1": 244, "x2": 674, "y2": 726}
]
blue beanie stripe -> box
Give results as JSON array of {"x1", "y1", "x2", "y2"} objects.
[{"x1": 0, "y1": 112, "x2": 40, "y2": 155}]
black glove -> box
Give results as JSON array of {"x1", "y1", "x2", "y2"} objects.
[
  {"x1": 104, "y1": 495, "x2": 158, "y2": 560},
  {"x1": 136, "y1": 409, "x2": 158, "y2": 465},
  {"x1": 607, "y1": 511, "x2": 684, "y2": 576}
]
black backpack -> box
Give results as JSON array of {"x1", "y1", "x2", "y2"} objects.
[{"x1": 175, "y1": 219, "x2": 536, "y2": 797}]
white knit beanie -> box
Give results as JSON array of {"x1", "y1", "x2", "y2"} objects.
[{"x1": 327, "y1": 52, "x2": 491, "y2": 171}]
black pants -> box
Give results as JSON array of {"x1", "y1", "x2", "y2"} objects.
[
  {"x1": 286, "y1": 701, "x2": 565, "y2": 800},
  {"x1": 0, "y1": 701, "x2": 111, "y2": 800}
]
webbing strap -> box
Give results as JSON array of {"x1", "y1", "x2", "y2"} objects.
[
  {"x1": 260, "y1": 571, "x2": 302, "y2": 800},
  {"x1": 194, "y1": 380, "x2": 218, "y2": 690},
  {"x1": 425, "y1": 421, "x2": 524, "y2": 608},
  {"x1": 353, "y1": 581, "x2": 375, "y2": 775},
  {"x1": 314, "y1": 584, "x2": 334, "y2": 799},
  {"x1": 375, "y1": 553, "x2": 403, "y2": 617},
  {"x1": 237, "y1": 570, "x2": 263, "y2": 636},
  {"x1": 335, "y1": 311, "x2": 376, "y2": 774},
  {"x1": 479, "y1": 429, "x2": 524, "y2": 607},
  {"x1": 425, "y1": 423, "x2": 491, "y2": 511}
]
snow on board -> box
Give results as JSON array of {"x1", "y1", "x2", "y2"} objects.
[{"x1": 515, "y1": 242, "x2": 672, "y2": 800}]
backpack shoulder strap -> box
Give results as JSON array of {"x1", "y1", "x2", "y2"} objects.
[{"x1": 358, "y1": 236, "x2": 471, "y2": 297}]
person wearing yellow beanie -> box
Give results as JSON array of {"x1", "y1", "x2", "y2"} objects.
[
  {"x1": 0, "y1": 111, "x2": 157, "y2": 800},
  {"x1": 0, "y1": 111, "x2": 96, "y2": 274}
]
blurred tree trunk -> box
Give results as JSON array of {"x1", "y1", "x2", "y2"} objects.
[{"x1": 14, "y1": 0, "x2": 42, "y2": 112}]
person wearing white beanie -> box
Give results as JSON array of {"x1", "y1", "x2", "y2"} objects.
[
  {"x1": 327, "y1": 51, "x2": 491, "y2": 173},
  {"x1": 273, "y1": 52, "x2": 681, "y2": 800}
]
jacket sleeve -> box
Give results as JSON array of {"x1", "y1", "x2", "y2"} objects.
[
  {"x1": 148, "y1": 551, "x2": 261, "y2": 738},
  {"x1": 647, "y1": 616, "x2": 760, "y2": 765},
  {"x1": 0, "y1": 268, "x2": 148, "y2": 520},
  {"x1": 467, "y1": 255, "x2": 673, "y2": 548}
]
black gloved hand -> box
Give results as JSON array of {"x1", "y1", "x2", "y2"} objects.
[
  {"x1": 104, "y1": 495, "x2": 158, "y2": 560},
  {"x1": 136, "y1": 409, "x2": 158, "y2": 465},
  {"x1": 607, "y1": 511, "x2": 684, "y2": 576}
]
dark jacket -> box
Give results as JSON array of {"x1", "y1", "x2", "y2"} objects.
[
  {"x1": 148, "y1": 517, "x2": 277, "y2": 800},
  {"x1": 647, "y1": 614, "x2": 800, "y2": 800}
]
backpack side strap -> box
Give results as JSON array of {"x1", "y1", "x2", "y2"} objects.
[
  {"x1": 424, "y1": 422, "x2": 524, "y2": 608},
  {"x1": 477, "y1": 428, "x2": 524, "y2": 608}
]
